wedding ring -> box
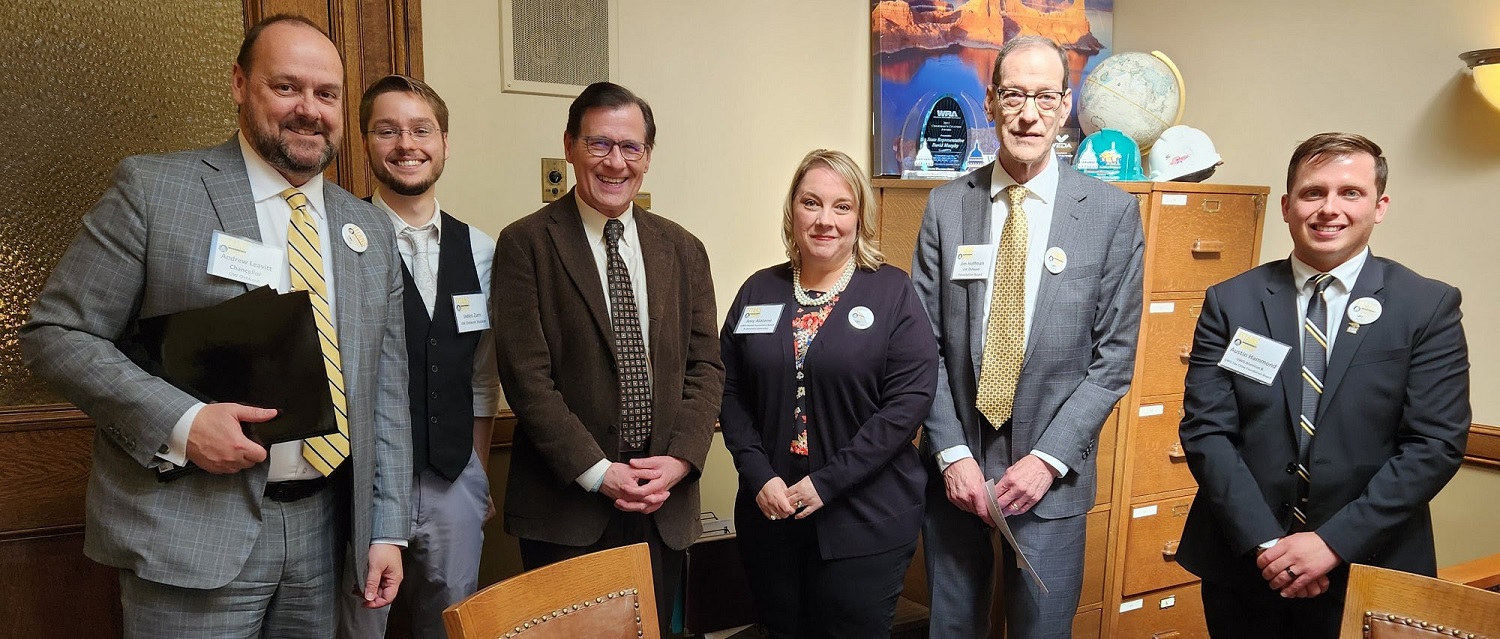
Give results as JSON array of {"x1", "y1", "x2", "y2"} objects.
[
  {"x1": 1285, "y1": 567, "x2": 1298, "y2": 579},
  {"x1": 795, "y1": 500, "x2": 804, "y2": 509},
  {"x1": 768, "y1": 515, "x2": 778, "y2": 521}
]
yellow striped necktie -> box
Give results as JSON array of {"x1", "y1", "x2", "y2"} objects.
[
  {"x1": 281, "y1": 187, "x2": 350, "y2": 476},
  {"x1": 976, "y1": 184, "x2": 1029, "y2": 428}
]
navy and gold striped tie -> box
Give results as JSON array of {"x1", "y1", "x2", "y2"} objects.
[
  {"x1": 282, "y1": 187, "x2": 350, "y2": 476},
  {"x1": 1293, "y1": 273, "x2": 1334, "y2": 528}
]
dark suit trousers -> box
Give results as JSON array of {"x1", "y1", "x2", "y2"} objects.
[
  {"x1": 737, "y1": 515, "x2": 915, "y2": 639},
  {"x1": 518, "y1": 508, "x2": 682, "y2": 637},
  {"x1": 1201, "y1": 578, "x2": 1344, "y2": 639}
]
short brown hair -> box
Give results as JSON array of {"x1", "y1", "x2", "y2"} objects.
[
  {"x1": 991, "y1": 35, "x2": 1070, "y2": 90},
  {"x1": 359, "y1": 74, "x2": 449, "y2": 134},
  {"x1": 781, "y1": 150, "x2": 884, "y2": 271},
  {"x1": 566, "y1": 82, "x2": 656, "y2": 148},
  {"x1": 1286, "y1": 132, "x2": 1389, "y2": 195}
]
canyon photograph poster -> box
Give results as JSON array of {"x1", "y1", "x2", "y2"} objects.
[{"x1": 872, "y1": 0, "x2": 1115, "y2": 177}]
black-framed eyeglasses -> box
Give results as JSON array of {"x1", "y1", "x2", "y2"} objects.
[
  {"x1": 367, "y1": 126, "x2": 440, "y2": 141},
  {"x1": 993, "y1": 87, "x2": 1067, "y2": 114},
  {"x1": 579, "y1": 135, "x2": 649, "y2": 161}
]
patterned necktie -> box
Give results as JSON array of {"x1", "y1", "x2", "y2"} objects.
[
  {"x1": 281, "y1": 187, "x2": 350, "y2": 476},
  {"x1": 604, "y1": 218, "x2": 653, "y2": 451},
  {"x1": 400, "y1": 225, "x2": 437, "y2": 317},
  {"x1": 976, "y1": 185, "x2": 1029, "y2": 429},
  {"x1": 1294, "y1": 273, "x2": 1334, "y2": 529}
]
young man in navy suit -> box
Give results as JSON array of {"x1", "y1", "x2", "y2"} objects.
[{"x1": 1178, "y1": 132, "x2": 1470, "y2": 638}]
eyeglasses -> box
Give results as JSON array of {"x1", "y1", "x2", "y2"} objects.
[
  {"x1": 993, "y1": 87, "x2": 1067, "y2": 114},
  {"x1": 367, "y1": 126, "x2": 439, "y2": 141},
  {"x1": 579, "y1": 135, "x2": 649, "y2": 161}
]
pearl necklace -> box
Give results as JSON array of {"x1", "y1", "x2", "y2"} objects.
[{"x1": 793, "y1": 256, "x2": 856, "y2": 307}]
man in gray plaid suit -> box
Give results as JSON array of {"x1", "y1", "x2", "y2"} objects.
[
  {"x1": 911, "y1": 35, "x2": 1144, "y2": 639},
  {"x1": 20, "y1": 15, "x2": 411, "y2": 638}
]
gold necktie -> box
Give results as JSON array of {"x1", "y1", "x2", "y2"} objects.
[
  {"x1": 282, "y1": 187, "x2": 350, "y2": 476},
  {"x1": 976, "y1": 185, "x2": 1029, "y2": 428}
]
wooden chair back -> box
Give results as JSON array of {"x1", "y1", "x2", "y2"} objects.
[
  {"x1": 1340, "y1": 563, "x2": 1500, "y2": 639},
  {"x1": 443, "y1": 543, "x2": 659, "y2": 639}
]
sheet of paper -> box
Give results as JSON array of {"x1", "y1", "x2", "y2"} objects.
[{"x1": 985, "y1": 480, "x2": 1049, "y2": 593}]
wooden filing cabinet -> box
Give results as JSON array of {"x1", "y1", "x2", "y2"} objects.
[
  {"x1": 1107, "y1": 182, "x2": 1268, "y2": 637},
  {"x1": 872, "y1": 179, "x2": 1267, "y2": 638}
]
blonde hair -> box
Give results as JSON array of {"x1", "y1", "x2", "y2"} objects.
[{"x1": 781, "y1": 149, "x2": 884, "y2": 271}]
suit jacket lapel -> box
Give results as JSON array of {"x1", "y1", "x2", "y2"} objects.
[
  {"x1": 1318, "y1": 257, "x2": 1385, "y2": 413},
  {"x1": 964, "y1": 167, "x2": 993, "y2": 375},
  {"x1": 1260, "y1": 261, "x2": 1302, "y2": 430},
  {"x1": 323, "y1": 190, "x2": 363, "y2": 365},
  {"x1": 1025, "y1": 167, "x2": 1085, "y2": 363},
  {"x1": 201, "y1": 140, "x2": 262, "y2": 292},
  {"x1": 547, "y1": 192, "x2": 614, "y2": 347},
  {"x1": 635, "y1": 207, "x2": 676, "y2": 367}
]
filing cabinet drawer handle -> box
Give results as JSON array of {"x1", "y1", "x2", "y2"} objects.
[
  {"x1": 1167, "y1": 442, "x2": 1186, "y2": 462},
  {"x1": 1201, "y1": 199, "x2": 1221, "y2": 213},
  {"x1": 1178, "y1": 345, "x2": 1191, "y2": 362},
  {"x1": 1162, "y1": 540, "x2": 1180, "y2": 560},
  {"x1": 1153, "y1": 632, "x2": 1181, "y2": 639},
  {"x1": 1191, "y1": 239, "x2": 1224, "y2": 254}
]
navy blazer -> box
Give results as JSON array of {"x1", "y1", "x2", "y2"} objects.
[
  {"x1": 720, "y1": 263, "x2": 938, "y2": 559},
  {"x1": 1178, "y1": 255, "x2": 1470, "y2": 589}
]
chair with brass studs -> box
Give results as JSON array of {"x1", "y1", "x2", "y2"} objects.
[{"x1": 443, "y1": 543, "x2": 659, "y2": 639}]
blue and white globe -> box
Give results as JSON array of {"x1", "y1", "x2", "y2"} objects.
[{"x1": 1078, "y1": 51, "x2": 1186, "y2": 152}]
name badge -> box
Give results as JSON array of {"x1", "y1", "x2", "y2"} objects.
[
  {"x1": 951, "y1": 244, "x2": 995, "y2": 280},
  {"x1": 207, "y1": 230, "x2": 283, "y2": 287},
  {"x1": 734, "y1": 304, "x2": 784, "y2": 334},
  {"x1": 1217, "y1": 327, "x2": 1291, "y2": 386},
  {"x1": 452, "y1": 293, "x2": 490, "y2": 333}
]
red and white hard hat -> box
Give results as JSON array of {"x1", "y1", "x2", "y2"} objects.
[{"x1": 1148, "y1": 125, "x2": 1223, "y2": 182}]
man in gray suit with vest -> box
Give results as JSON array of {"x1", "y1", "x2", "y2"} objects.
[
  {"x1": 337, "y1": 75, "x2": 499, "y2": 639},
  {"x1": 911, "y1": 35, "x2": 1144, "y2": 639},
  {"x1": 21, "y1": 15, "x2": 410, "y2": 638}
]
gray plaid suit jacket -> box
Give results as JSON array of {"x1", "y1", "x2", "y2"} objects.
[
  {"x1": 21, "y1": 137, "x2": 412, "y2": 589},
  {"x1": 912, "y1": 161, "x2": 1143, "y2": 519}
]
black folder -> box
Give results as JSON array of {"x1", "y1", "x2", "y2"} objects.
[{"x1": 129, "y1": 286, "x2": 339, "y2": 451}]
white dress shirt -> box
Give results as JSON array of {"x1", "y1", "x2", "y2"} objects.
[
  {"x1": 937, "y1": 155, "x2": 1069, "y2": 477},
  {"x1": 161, "y1": 133, "x2": 337, "y2": 482},
  {"x1": 372, "y1": 191, "x2": 501, "y2": 419},
  {"x1": 1290, "y1": 249, "x2": 1369, "y2": 360},
  {"x1": 574, "y1": 197, "x2": 653, "y2": 491}
]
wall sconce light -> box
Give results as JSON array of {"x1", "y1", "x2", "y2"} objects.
[{"x1": 1460, "y1": 49, "x2": 1500, "y2": 111}]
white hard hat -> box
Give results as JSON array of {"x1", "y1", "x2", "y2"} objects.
[{"x1": 1148, "y1": 125, "x2": 1222, "y2": 182}]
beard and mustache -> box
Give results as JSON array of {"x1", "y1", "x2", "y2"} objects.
[{"x1": 245, "y1": 114, "x2": 338, "y2": 180}]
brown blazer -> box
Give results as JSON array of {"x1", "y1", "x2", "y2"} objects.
[{"x1": 492, "y1": 191, "x2": 724, "y2": 550}]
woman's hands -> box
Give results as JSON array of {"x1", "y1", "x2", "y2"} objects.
[{"x1": 757, "y1": 476, "x2": 825, "y2": 520}]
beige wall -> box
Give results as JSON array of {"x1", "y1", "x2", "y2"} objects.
[
  {"x1": 1114, "y1": 0, "x2": 1500, "y2": 567},
  {"x1": 425, "y1": 1, "x2": 872, "y2": 579},
  {"x1": 436, "y1": 0, "x2": 1500, "y2": 576}
]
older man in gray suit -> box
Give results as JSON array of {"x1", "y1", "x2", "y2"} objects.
[
  {"x1": 20, "y1": 15, "x2": 410, "y2": 638},
  {"x1": 911, "y1": 36, "x2": 1144, "y2": 639}
]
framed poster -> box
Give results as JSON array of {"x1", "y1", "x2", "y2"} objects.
[{"x1": 871, "y1": 0, "x2": 1115, "y2": 177}]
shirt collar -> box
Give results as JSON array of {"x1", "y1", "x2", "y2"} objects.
[
  {"x1": 989, "y1": 152, "x2": 1059, "y2": 206},
  {"x1": 577, "y1": 194, "x2": 636, "y2": 246},
  {"x1": 373, "y1": 190, "x2": 442, "y2": 241},
  {"x1": 237, "y1": 132, "x2": 328, "y2": 218},
  {"x1": 1289, "y1": 248, "x2": 1369, "y2": 293}
]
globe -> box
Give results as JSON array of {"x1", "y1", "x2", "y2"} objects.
[{"x1": 1077, "y1": 51, "x2": 1186, "y2": 151}]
